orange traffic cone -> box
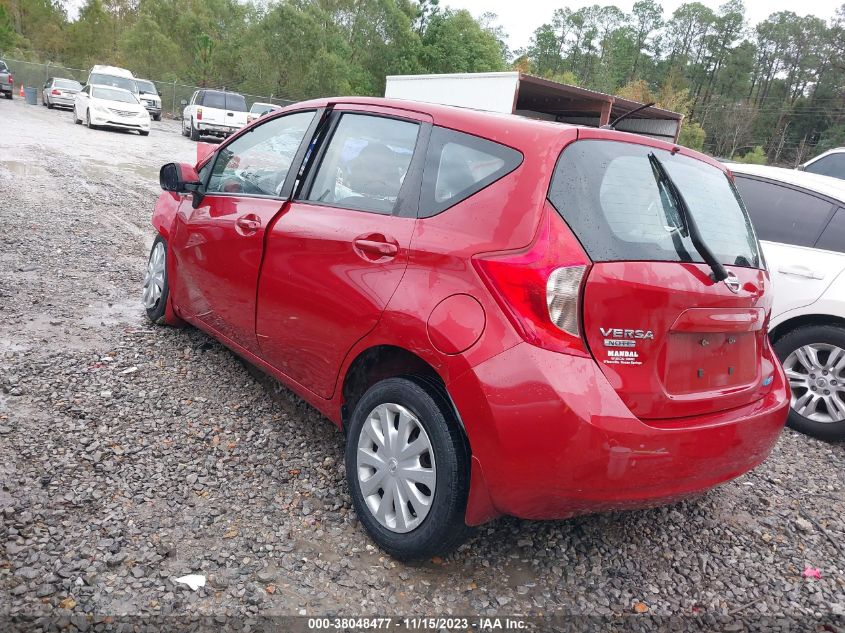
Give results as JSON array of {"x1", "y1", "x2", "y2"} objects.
[{"x1": 18, "y1": 84, "x2": 24, "y2": 97}]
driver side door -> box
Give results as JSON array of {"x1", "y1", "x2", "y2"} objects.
[{"x1": 169, "y1": 109, "x2": 322, "y2": 353}]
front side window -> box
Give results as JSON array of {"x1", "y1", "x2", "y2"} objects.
[
  {"x1": 306, "y1": 113, "x2": 419, "y2": 215},
  {"x1": 733, "y1": 177, "x2": 834, "y2": 247},
  {"x1": 206, "y1": 110, "x2": 316, "y2": 197},
  {"x1": 421, "y1": 127, "x2": 523, "y2": 217},
  {"x1": 548, "y1": 140, "x2": 761, "y2": 268},
  {"x1": 805, "y1": 153, "x2": 845, "y2": 180}
]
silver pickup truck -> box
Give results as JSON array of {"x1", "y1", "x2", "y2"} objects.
[{"x1": 0, "y1": 60, "x2": 13, "y2": 99}]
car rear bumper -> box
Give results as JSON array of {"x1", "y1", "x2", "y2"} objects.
[
  {"x1": 450, "y1": 341, "x2": 789, "y2": 524},
  {"x1": 50, "y1": 96, "x2": 75, "y2": 107},
  {"x1": 0, "y1": 86, "x2": 11, "y2": 94},
  {"x1": 197, "y1": 122, "x2": 240, "y2": 135}
]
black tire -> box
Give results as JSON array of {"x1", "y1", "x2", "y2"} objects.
[
  {"x1": 143, "y1": 236, "x2": 170, "y2": 325},
  {"x1": 189, "y1": 119, "x2": 200, "y2": 141},
  {"x1": 345, "y1": 376, "x2": 472, "y2": 560},
  {"x1": 4, "y1": 92, "x2": 11, "y2": 100},
  {"x1": 140, "y1": 130, "x2": 150, "y2": 136},
  {"x1": 85, "y1": 109, "x2": 97, "y2": 130},
  {"x1": 154, "y1": 113, "x2": 161, "y2": 121},
  {"x1": 773, "y1": 324, "x2": 845, "y2": 441},
  {"x1": 46, "y1": 98, "x2": 53, "y2": 109},
  {"x1": 73, "y1": 107, "x2": 81, "y2": 124}
]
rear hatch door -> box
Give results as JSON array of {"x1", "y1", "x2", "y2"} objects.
[{"x1": 548, "y1": 132, "x2": 773, "y2": 419}]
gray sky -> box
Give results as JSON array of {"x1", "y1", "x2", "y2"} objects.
[{"x1": 443, "y1": 0, "x2": 844, "y2": 52}]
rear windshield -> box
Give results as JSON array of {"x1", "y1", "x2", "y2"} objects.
[
  {"x1": 89, "y1": 73, "x2": 137, "y2": 94},
  {"x1": 55, "y1": 79, "x2": 81, "y2": 90},
  {"x1": 548, "y1": 140, "x2": 761, "y2": 269},
  {"x1": 202, "y1": 91, "x2": 247, "y2": 112},
  {"x1": 0, "y1": 62, "x2": 8, "y2": 72}
]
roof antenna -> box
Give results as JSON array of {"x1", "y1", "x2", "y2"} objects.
[{"x1": 601, "y1": 102, "x2": 655, "y2": 130}]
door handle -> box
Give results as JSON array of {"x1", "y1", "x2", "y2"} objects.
[
  {"x1": 778, "y1": 265, "x2": 824, "y2": 280},
  {"x1": 353, "y1": 239, "x2": 398, "y2": 257},
  {"x1": 235, "y1": 215, "x2": 261, "y2": 234}
]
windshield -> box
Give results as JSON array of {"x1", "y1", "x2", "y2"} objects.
[
  {"x1": 203, "y1": 91, "x2": 247, "y2": 112},
  {"x1": 55, "y1": 79, "x2": 82, "y2": 90},
  {"x1": 92, "y1": 86, "x2": 139, "y2": 104},
  {"x1": 135, "y1": 80, "x2": 157, "y2": 95},
  {"x1": 548, "y1": 139, "x2": 761, "y2": 269},
  {"x1": 89, "y1": 73, "x2": 137, "y2": 94}
]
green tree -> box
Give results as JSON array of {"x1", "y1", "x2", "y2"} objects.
[{"x1": 420, "y1": 9, "x2": 506, "y2": 74}]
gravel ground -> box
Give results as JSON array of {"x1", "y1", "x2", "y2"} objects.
[{"x1": 1, "y1": 98, "x2": 844, "y2": 627}]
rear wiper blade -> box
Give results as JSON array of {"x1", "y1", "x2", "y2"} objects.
[{"x1": 647, "y1": 152, "x2": 729, "y2": 282}]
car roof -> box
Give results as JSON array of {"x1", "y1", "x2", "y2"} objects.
[
  {"x1": 252, "y1": 102, "x2": 276, "y2": 108},
  {"x1": 203, "y1": 89, "x2": 244, "y2": 96},
  {"x1": 90, "y1": 65, "x2": 134, "y2": 78},
  {"x1": 281, "y1": 96, "x2": 719, "y2": 167},
  {"x1": 727, "y1": 162, "x2": 845, "y2": 204}
]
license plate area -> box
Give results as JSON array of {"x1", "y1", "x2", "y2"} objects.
[{"x1": 664, "y1": 331, "x2": 757, "y2": 394}]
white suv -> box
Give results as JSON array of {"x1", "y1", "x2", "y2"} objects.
[
  {"x1": 181, "y1": 89, "x2": 248, "y2": 140},
  {"x1": 801, "y1": 148, "x2": 845, "y2": 181},
  {"x1": 729, "y1": 163, "x2": 845, "y2": 440}
]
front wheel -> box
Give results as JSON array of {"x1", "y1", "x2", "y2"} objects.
[
  {"x1": 142, "y1": 236, "x2": 169, "y2": 324},
  {"x1": 73, "y1": 107, "x2": 81, "y2": 124},
  {"x1": 345, "y1": 377, "x2": 471, "y2": 560},
  {"x1": 775, "y1": 324, "x2": 845, "y2": 441},
  {"x1": 140, "y1": 130, "x2": 150, "y2": 136},
  {"x1": 154, "y1": 113, "x2": 161, "y2": 121},
  {"x1": 85, "y1": 109, "x2": 97, "y2": 130}
]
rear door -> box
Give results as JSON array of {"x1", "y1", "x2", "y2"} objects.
[
  {"x1": 255, "y1": 105, "x2": 430, "y2": 398},
  {"x1": 733, "y1": 175, "x2": 841, "y2": 320},
  {"x1": 549, "y1": 131, "x2": 771, "y2": 420}
]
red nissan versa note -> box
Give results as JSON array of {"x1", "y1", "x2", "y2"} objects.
[{"x1": 144, "y1": 97, "x2": 789, "y2": 560}]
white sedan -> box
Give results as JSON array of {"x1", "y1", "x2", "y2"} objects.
[
  {"x1": 73, "y1": 85, "x2": 151, "y2": 136},
  {"x1": 728, "y1": 163, "x2": 845, "y2": 440}
]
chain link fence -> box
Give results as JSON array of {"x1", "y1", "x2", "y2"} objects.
[{"x1": 0, "y1": 57, "x2": 296, "y2": 118}]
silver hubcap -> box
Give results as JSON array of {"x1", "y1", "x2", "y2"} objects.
[
  {"x1": 356, "y1": 403, "x2": 436, "y2": 533},
  {"x1": 784, "y1": 343, "x2": 845, "y2": 423},
  {"x1": 142, "y1": 242, "x2": 166, "y2": 310}
]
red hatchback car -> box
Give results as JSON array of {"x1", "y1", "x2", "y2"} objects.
[{"x1": 144, "y1": 97, "x2": 789, "y2": 559}]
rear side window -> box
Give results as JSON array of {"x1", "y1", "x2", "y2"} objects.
[
  {"x1": 815, "y1": 208, "x2": 845, "y2": 253},
  {"x1": 420, "y1": 127, "x2": 522, "y2": 217},
  {"x1": 548, "y1": 140, "x2": 761, "y2": 268},
  {"x1": 306, "y1": 113, "x2": 419, "y2": 215},
  {"x1": 733, "y1": 176, "x2": 834, "y2": 247},
  {"x1": 805, "y1": 153, "x2": 845, "y2": 180}
]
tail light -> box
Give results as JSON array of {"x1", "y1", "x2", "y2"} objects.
[
  {"x1": 8, "y1": 74, "x2": 13, "y2": 85},
  {"x1": 51, "y1": 89, "x2": 61, "y2": 95},
  {"x1": 473, "y1": 203, "x2": 591, "y2": 356},
  {"x1": 196, "y1": 107, "x2": 203, "y2": 121}
]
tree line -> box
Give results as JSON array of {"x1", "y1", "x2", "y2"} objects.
[{"x1": 1, "y1": 0, "x2": 844, "y2": 164}]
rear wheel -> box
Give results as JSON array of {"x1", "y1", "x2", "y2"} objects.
[
  {"x1": 142, "y1": 236, "x2": 169, "y2": 324},
  {"x1": 4, "y1": 92, "x2": 11, "y2": 100},
  {"x1": 774, "y1": 324, "x2": 845, "y2": 441},
  {"x1": 154, "y1": 113, "x2": 161, "y2": 121},
  {"x1": 140, "y1": 130, "x2": 150, "y2": 136},
  {"x1": 189, "y1": 119, "x2": 200, "y2": 141},
  {"x1": 73, "y1": 107, "x2": 81, "y2": 124},
  {"x1": 345, "y1": 377, "x2": 471, "y2": 560},
  {"x1": 46, "y1": 97, "x2": 53, "y2": 109}
]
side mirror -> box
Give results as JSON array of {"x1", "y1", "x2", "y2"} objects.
[
  {"x1": 160, "y1": 162, "x2": 201, "y2": 193},
  {"x1": 180, "y1": 99, "x2": 188, "y2": 106}
]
